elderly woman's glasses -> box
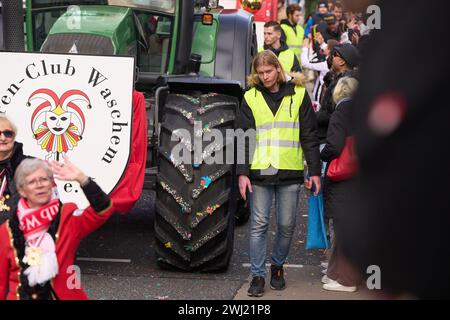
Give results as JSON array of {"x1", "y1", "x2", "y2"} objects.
[
  {"x1": 25, "y1": 177, "x2": 52, "y2": 188},
  {"x1": 0, "y1": 130, "x2": 15, "y2": 139}
]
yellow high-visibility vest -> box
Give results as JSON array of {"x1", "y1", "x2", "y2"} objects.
[
  {"x1": 278, "y1": 49, "x2": 295, "y2": 72},
  {"x1": 281, "y1": 23, "x2": 305, "y2": 60},
  {"x1": 244, "y1": 86, "x2": 306, "y2": 170},
  {"x1": 256, "y1": 47, "x2": 295, "y2": 72}
]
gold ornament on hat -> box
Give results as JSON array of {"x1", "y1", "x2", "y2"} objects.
[
  {"x1": 0, "y1": 170, "x2": 10, "y2": 212},
  {"x1": 240, "y1": 0, "x2": 263, "y2": 13}
]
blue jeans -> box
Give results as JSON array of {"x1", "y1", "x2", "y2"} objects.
[{"x1": 249, "y1": 183, "x2": 301, "y2": 277}]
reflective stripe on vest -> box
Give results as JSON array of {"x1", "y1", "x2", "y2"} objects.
[
  {"x1": 244, "y1": 86, "x2": 306, "y2": 170},
  {"x1": 281, "y1": 24, "x2": 304, "y2": 60},
  {"x1": 278, "y1": 49, "x2": 295, "y2": 72}
]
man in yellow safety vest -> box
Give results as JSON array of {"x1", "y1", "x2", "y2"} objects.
[
  {"x1": 280, "y1": 4, "x2": 305, "y2": 62},
  {"x1": 238, "y1": 50, "x2": 321, "y2": 297},
  {"x1": 262, "y1": 21, "x2": 302, "y2": 73}
]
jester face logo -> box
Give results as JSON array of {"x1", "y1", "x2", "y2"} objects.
[
  {"x1": 46, "y1": 111, "x2": 72, "y2": 135},
  {"x1": 27, "y1": 89, "x2": 90, "y2": 160}
]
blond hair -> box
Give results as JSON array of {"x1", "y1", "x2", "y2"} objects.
[
  {"x1": 333, "y1": 77, "x2": 359, "y2": 104},
  {"x1": 0, "y1": 113, "x2": 18, "y2": 135},
  {"x1": 247, "y1": 50, "x2": 287, "y2": 88}
]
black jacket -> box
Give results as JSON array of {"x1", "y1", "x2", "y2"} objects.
[
  {"x1": 320, "y1": 98, "x2": 354, "y2": 163},
  {"x1": 316, "y1": 21, "x2": 342, "y2": 42},
  {"x1": 0, "y1": 142, "x2": 31, "y2": 224},
  {"x1": 320, "y1": 99, "x2": 354, "y2": 221},
  {"x1": 237, "y1": 82, "x2": 321, "y2": 185},
  {"x1": 317, "y1": 69, "x2": 358, "y2": 144},
  {"x1": 311, "y1": 13, "x2": 327, "y2": 26},
  {"x1": 338, "y1": 0, "x2": 450, "y2": 299},
  {"x1": 263, "y1": 42, "x2": 302, "y2": 73}
]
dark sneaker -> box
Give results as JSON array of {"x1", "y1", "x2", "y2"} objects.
[
  {"x1": 247, "y1": 276, "x2": 265, "y2": 297},
  {"x1": 270, "y1": 265, "x2": 286, "y2": 290}
]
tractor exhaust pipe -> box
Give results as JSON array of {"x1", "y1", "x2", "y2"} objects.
[
  {"x1": 1, "y1": 0, "x2": 25, "y2": 51},
  {"x1": 173, "y1": 0, "x2": 194, "y2": 74}
]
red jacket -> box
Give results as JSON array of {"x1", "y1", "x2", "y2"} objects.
[{"x1": 0, "y1": 201, "x2": 114, "y2": 300}]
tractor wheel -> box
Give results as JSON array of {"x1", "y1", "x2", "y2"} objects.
[{"x1": 155, "y1": 92, "x2": 239, "y2": 272}]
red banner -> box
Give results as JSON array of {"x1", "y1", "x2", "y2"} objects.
[{"x1": 110, "y1": 90, "x2": 148, "y2": 213}]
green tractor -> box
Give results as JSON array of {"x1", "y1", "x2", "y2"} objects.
[{"x1": 1, "y1": 0, "x2": 257, "y2": 271}]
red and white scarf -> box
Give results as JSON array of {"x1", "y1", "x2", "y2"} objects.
[
  {"x1": 18, "y1": 198, "x2": 59, "y2": 241},
  {"x1": 17, "y1": 192, "x2": 60, "y2": 286}
]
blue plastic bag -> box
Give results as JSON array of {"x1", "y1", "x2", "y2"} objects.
[{"x1": 306, "y1": 193, "x2": 329, "y2": 250}]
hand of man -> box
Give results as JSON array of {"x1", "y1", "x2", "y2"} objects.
[
  {"x1": 309, "y1": 176, "x2": 321, "y2": 196},
  {"x1": 238, "y1": 175, "x2": 253, "y2": 201},
  {"x1": 304, "y1": 178, "x2": 312, "y2": 190}
]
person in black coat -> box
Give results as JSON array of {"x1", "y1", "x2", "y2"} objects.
[
  {"x1": 317, "y1": 44, "x2": 360, "y2": 144},
  {"x1": 0, "y1": 115, "x2": 31, "y2": 224},
  {"x1": 338, "y1": 0, "x2": 450, "y2": 299},
  {"x1": 320, "y1": 76, "x2": 360, "y2": 292}
]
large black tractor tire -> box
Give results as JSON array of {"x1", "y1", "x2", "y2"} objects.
[{"x1": 155, "y1": 92, "x2": 239, "y2": 272}]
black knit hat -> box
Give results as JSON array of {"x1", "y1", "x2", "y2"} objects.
[
  {"x1": 318, "y1": 1, "x2": 328, "y2": 8},
  {"x1": 334, "y1": 44, "x2": 361, "y2": 69},
  {"x1": 323, "y1": 13, "x2": 337, "y2": 25}
]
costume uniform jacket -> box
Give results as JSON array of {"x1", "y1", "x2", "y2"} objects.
[
  {"x1": 0, "y1": 142, "x2": 30, "y2": 225},
  {"x1": 0, "y1": 180, "x2": 114, "y2": 300}
]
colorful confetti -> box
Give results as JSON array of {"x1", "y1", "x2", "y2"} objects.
[
  {"x1": 192, "y1": 167, "x2": 229, "y2": 199},
  {"x1": 166, "y1": 105, "x2": 194, "y2": 123},
  {"x1": 176, "y1": 94, "x2": 200, "y2": 105},
  {"x1": 202, "y1": 142, "x2": 220, "y2": 158},
  {"x1": 157, "y1": 206, "x2": 192, "y2": 240},
  {"x1": 200, "y1": 176, "x2": 212, "y2": 187},
  {"x1": 190, "y1": 224, "x2": 226, "y2": 253},
  {"x1": 196, "y1": 204, "x2": 220, "y2": 217},
  {"x1": 167, "y1": 152, "x2": 193, "y2": 182},
  {"x1": 170, "y1": 129, "x2": 194, "y2": 152},
  {"x1": 197, "y1": 102, "x2": 227, "y2": 114},
  {"x1": 160, "y1": 181, "x2": 191, "y2": 213}
]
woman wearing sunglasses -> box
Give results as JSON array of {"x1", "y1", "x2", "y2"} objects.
[
  {"x1": 0, "y1": 115, "x2": 31, "y2": 224},
  {"x1": 0, "y1": 157, "x2": 114, "y2": 299}
]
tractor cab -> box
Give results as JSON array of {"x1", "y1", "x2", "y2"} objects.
[
  {"x1": 28, "y1": 1, "x2": 176, "y2": 75},
  {"x1": 24, "y1": 0, "x2": 255, "y2": 88}
]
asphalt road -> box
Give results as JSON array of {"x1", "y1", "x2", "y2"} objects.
[{"x1": 77, "y1": 187, "x2": 325, "y2": 300}]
